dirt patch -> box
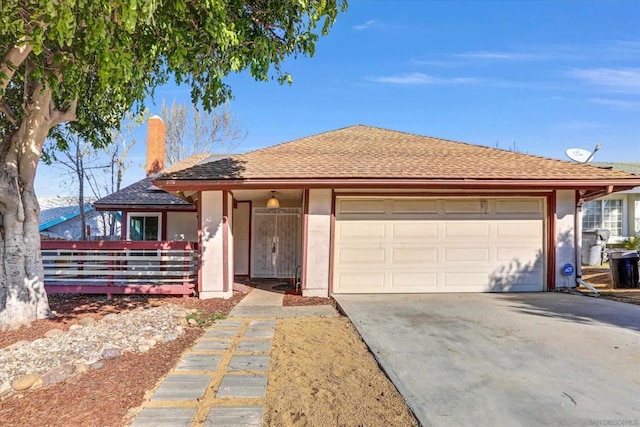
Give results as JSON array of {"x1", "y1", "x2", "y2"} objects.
[
  {"x1": 264, "y1": 317, "x2": 418, "y2": 426},
  {"x1": 580, "y1": 267, "x2": 640, "y2": 305},
  {"x1": 582, "y1": 267, "x2": 613, "y2": 287}
]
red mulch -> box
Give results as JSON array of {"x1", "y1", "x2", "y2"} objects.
[{"x1": 283, "y1": 292, "x2": 336, "y2": 307}]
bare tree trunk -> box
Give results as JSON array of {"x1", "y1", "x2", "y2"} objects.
[
  {"x1": 76, "y1": 139, "x2": 87, "y2": 240},
  {"x1": 0, "y1": 87, "x2": 52, "y2": 330}
]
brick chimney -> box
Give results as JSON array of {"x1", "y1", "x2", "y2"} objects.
[{"x1": 146, "y1": 115, "x2": 166, "y2": 176}]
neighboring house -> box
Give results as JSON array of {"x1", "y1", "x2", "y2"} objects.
[
  {"x1": 150, "y1": 125, "x2": 640, "y2": 299},
  {"x1": 584, "y1": 162, "x2": 640, "y2": 242},
  {"x1": 39, "y1": 197, "x2": 117, "y2": 240},
  {"x1": 94, "y1": 116, "x2": 215, "y2": 242}
]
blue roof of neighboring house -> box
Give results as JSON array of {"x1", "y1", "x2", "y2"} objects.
[{"x1": 39, "y1": 202, "x2": 94, "y2": 231}]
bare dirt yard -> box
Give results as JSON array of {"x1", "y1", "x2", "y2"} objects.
[
  {"x1": 582, "y1": 266, "x2": 640, "y2": 305},
  {"x1": 0, "y1": 290, "x2": 417, "y2": 426},
  {"x1": 265, "y1": 317, "x2": 418, "y2": 426}
]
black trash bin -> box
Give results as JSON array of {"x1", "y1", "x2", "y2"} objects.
[{"x1": 609, "y1": 250, "x2": 639, "y2": 289}]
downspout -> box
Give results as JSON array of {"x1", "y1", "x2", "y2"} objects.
[{"x1": 575, "y1": 199, "x2": 599, "y2": 296}]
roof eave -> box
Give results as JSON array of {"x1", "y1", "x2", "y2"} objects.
[
  {"x1": 93, "y1": 203, "x2": 196, "y2": 212},
  {"x1": 153, "y1": 177, "x2": 640, "y2": 192}
]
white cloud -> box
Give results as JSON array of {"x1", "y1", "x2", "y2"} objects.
[
  {"x1": 566, "y1": 68, "x2": 640, "y2": 93},
  {"x1": 353, "y1": 19, "x2": 377, "y2": 31},
  {"x1": 453, "y1": 51, "x2": 545, "y2": 61},
  {"x1": 588, "y1": 97, "x2": 640, "y2": 112},
  {"x1": 410, "y1": 59, "x2": 461, "y2": 68},
  {"x1": 368, "y1": 73, "x2": 479, "y2": 85}
]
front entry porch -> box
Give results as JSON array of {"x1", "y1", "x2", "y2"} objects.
[
  {"x1": 198, "y1": 189, "x2": 332, "y2": 299},
  {"x1": 230, "y1": 189, "x2": 303, "y2": 280}
]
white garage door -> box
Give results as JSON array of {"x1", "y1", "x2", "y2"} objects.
[{"x1": 333, "y1": 197, "x2": 545, "y2": 293}]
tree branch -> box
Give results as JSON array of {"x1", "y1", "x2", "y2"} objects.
[
  {"x1": 0, "y1": 37, "x2": 33, "y2": 94},
  {"x1": 0, "y1": 101, "x2": 17, "y2": 125},
  {"x1": 50, "y1": 99, "x2": 78, "y2": 126},
  {"x1": 249, "y1": 16, "x2": 286, "y2": 43}
]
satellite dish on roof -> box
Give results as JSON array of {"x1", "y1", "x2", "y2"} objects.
[{"x1": 565, "y1": 144, "x2": 602, "y2": 163}]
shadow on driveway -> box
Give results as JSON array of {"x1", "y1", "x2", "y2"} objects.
[{"x1": 494, "y1": 292, "x2": 640, "y2": 332}]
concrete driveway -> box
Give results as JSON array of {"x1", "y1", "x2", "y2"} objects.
[{"x1": 335, "y1": 293, "x2": 640, "y2": 427}]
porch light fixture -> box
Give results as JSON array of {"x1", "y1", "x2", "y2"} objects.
[{"x1": 266, "y1": 191, "x2": 280, "y2": 209}]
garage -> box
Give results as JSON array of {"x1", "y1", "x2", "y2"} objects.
[{"x1": 333, "y1": 197, "x2": 545, "y2": 293}]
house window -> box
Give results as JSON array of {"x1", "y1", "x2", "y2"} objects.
[
  {"x1": 128, "y1": 214, "x2": 161, "y2": 241},
  {"x1": 582, "y1": 200, "x2": 623, "y2": 236}
]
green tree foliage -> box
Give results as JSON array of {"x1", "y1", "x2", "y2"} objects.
[{"x1": 1, "y1": 0, "x2": 346, "y2": 146}]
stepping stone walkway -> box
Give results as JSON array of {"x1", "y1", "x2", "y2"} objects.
[{"x1": 131, "y1": 318, "x2": 276, "y2": 427}]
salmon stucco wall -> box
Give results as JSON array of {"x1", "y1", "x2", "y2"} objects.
[
  {"x1": 303, "y1": 189, "x2": 332, "y2": 297},
  {"x1": 555, "y1": 190, "x2": 577, "y2": 288},
  {"x1": 199, "y1": 191, "x2": 233, "y2": 299}
]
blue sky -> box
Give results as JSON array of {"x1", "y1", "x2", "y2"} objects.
[{"x1": 36, "y1": 0, "x2": 640, "y2": 197}]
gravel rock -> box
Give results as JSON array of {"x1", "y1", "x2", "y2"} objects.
[
  {"x1": 91, "y1": 362, "x2": 104, "y2": 370},
  {"x1": 102, "y1": 313, "x2": 119, "y2": 322},
  {"x1": 41, "y1": 365, "x2": 74, "y2": 386},
  {"x1": 4, "y1": 340, "x2": 29, "y2": 351},
  {"x1": 74, "y1": 363, "x2": 90, "y2": 374},
  {"x1": 44, "y1": 329, "x2": 64, "y2": 338},
  {"x1": 12, "y1": 374, "x2": 41, "y2": 391},
  {"x1": 68, "y1": 324, "x2": 83, "y2": 331},
  {"x1": 0, "y1": 305, "x2": 188, "y2": 388},
  {"x1": 0, "y1": 381, "x2": 11, "y2": 397},
  {"x1": 60, "y1": 364, "x2": 76, "y2": 375},
  {"x1": 101, "y1": 348, "x2": 122, "y2": 360},
  {"x1": 79, "y1": 317, "x2": 96, "y2": 327}
]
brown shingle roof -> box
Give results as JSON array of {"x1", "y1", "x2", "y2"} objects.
[
  {"x1": 160, "y1": 125, "x2": 637, "y2": 182},
  {"x1": 162, "y1": 153, "x2": 212, "y2": 173}
]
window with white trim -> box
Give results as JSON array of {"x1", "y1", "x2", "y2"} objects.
[
  {"x1": 582, "y1": 200, "x2": 623, "y2": 237},
  {"x1": 128, "y1": 213, "x2": 161, "y2": 241}
]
